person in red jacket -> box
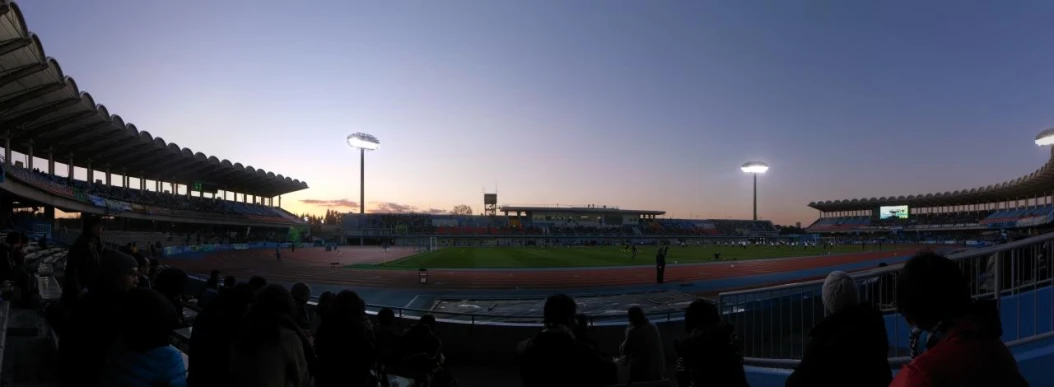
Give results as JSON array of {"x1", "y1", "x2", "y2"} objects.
[{"x1": 890, "y1": 252, "x2": 1028, "y2": 387}]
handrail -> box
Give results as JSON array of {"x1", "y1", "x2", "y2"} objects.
[
  {"x1": 721, "y1": 230, "x2": 1054, "y2": 369},
  {"x1": 719, "y1": 234, "x2": 1054, "y2": 298},
  {"x1": 744, "y1": 330, "x2": 1054, "y2": 370}
]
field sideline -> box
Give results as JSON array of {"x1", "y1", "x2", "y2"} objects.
[{"x1": 367, "y1": 244, "x2": 879, "y2": 269}]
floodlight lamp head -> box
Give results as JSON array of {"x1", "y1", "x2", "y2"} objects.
[
  {"x1": 347, "y1": 133, "x2": 380, "y2": 150},
  {"x1": 741, "y1": 161, "x2": 769, "y2": 174},
  {"x1": 1035, "y1": 128, "x2": 1054, "y2": 147}
]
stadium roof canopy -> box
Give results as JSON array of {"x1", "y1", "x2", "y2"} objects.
[
  {"x1": 0, "y1": 2, "x2": 307, "y2": 197},
  {"x1": 499, "y1": 205, "x2": 666, "y2": 216},
  {"x1": 808, "y1": 149, "x2": 1054, "y2": 212}
]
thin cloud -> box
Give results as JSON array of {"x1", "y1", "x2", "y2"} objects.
[
  {"x1": 370, "y1": 201, "x2": 448, "y2": 214},
  {"x1": 299, "y1": 199, "x2": 360, "y2": 209}
]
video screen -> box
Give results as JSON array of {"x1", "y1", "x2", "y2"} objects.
[{"x1": 879, "y1": 205, "x2": 909, "y2": 219}]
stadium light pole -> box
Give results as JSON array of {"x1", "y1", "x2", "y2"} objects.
[
  {"x1": 347, "y1": 133, "x2": 380, "y2": 246},
  {"x1": 1035, "y1": 128, "x2": 1054, "y2": 151},
  {"x1": 741, "y1": 161, "x2": 770, "y2": 221}
]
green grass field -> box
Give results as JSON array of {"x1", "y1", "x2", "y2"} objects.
[{"x1": 366, "y1": 245, "x2": 874, "y2": 269}]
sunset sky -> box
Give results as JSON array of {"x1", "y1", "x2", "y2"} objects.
[{"x1": 18, "y1": 1, "x2": 1054, "y2": 226}]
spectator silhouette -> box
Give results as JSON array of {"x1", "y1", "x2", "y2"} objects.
[
  {"x1": 102, "y1": 288, "x2": 187, "y2": 387},
  {"x1": 223, "y1": 275, "x2": 237, "y2": 289},
  {"x1": 153, "y1": 267, "x2": 189, "y2": 325},
  {"x1": 314, "y1": 290, "x2": 378, "y2": 387},
  {"x1": 396, "y1": 315, "x2": 456, "y2": 387},
  {"x1": 374, "y1": 307, "x2": 402, "y2": 368},
  {"x1": 133, "y1": 254, "x2": 152, "y2": 289},
  {"x1": 519, "y1": 294, "x2": 616, "y2": 387},
  {"x1": 290, "y1": 282, "x2": 312, "y2": 330},
  {"x1": 229, "y1": 284, "x2": 314, "y2": 387},
  {"x1": 188, "y1": 284, "x2": 254, "y2": 387},
  {"x1": 786, "y1": 271, "x2": 891, "y2": 387},
  {"x1": 58, "y1": 250, "x2": 140, "y2": 387},
  {"x1": 61, "y1": 215, "x2": 105, "y2": 305},
  {"x1": 247, "y1": 275, "x2": 267, "y2": 293},
  {"x1": 674, "y1": 299, "x2": 748, "y2": 387},
  {"x1": 203, "y1": 270, "x2": 221, "y2": 290},
  {"x1": 619, "y1": 306, "x2": 665, "y2": 382},
  {"x1": 312, "y1": 290, "x2": 336, "y2": 335},
  {"x1": 890, "y1": 253, "x2": 1028, "y2": 387}
]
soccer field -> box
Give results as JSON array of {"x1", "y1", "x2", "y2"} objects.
[{"x1": 372, "y1": 245, "x2": 876, "y2": 269}]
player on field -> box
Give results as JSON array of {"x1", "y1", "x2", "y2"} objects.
[{"x1": 631, "y1": 244, "x2": 638, "y2": 260}]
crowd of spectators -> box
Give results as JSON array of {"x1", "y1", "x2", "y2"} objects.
[{"x1": 41, "y1": 212, "x2": 1032, "y2": 387}]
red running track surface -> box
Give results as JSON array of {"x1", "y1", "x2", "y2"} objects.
[{"x1": 165, "y1": 246, "x2": 920, "y2": 291}]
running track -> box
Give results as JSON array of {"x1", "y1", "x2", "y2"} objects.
[{"x1": 165, "y1": 246, "x2": 922, "y2": 291}]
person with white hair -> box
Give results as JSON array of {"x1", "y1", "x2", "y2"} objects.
[{"x1": 785, "y1": 271, "x2": 892, "y2": 387}]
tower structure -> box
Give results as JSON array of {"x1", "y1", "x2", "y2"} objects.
[{"x1": 484, "y1": 192, "x2": 497, "y2": 217}]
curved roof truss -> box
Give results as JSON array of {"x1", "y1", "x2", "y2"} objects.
[{"x1": 0, "y1": 2, "x2": 307, "y2": 197}]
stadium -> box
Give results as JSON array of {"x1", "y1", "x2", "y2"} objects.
[{"x1": 0, "y1": 2, "x2": 1049, "y2": 386}]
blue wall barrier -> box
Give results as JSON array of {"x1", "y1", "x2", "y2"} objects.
[{"x1": 883, "y1": 286, "x2": 1054, "y2": 350}]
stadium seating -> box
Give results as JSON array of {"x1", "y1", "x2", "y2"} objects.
[
  {"x1": 5, "y1": 165, "x2": 302, "y2": 225},
  {"x1": 342, "y1": 213, "x2": 777, "y2": 237}
]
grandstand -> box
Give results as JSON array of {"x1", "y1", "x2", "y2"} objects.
[
  {"x1": 340, "y1": 204, "x2": 780, "y2": 243},
  {"x1": 0, "y1": 1, "x2": 306, "y2": 232},
  {"x1": 806, "y1": 146, "x2": 1054, "y2": 235},
  {"x1": 0, "y1": 1, "x2": 1049, "y2": 385}
]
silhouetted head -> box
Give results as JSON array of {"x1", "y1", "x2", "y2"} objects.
[
  {"x1": 543, "y1": 294, "x2": 577, "y2": 327},
  {"x1": 82, "y1": 215, "x2": 103, "y2": 238},
  {"x1": 316, "y1": 291, "x2": 336, "y2": 317},
  {"x1": 419, "y1": 314, "x2": 437, "y2": 330},
  {"x1": 684, "y1": 299, "x2": 720, "y2": 332},
  {"x1": 223, "y1": 275, "x2": 237, "y2": 288},
  {"x1": 97, "y1": 250, "x2": 140, "y2": 292},
  {"x1": 378, "y1": 308, "x2": 396, "y2": 327},
  {"x1": 896, "y1": 252, "x2": 971, "y2": 331},
  {"x1": 330, "y1": 290, "x2": 366, "y2": 322},
  {"x1": 290, "y1": 282, "x2": 311, "y2": 305},
  {"x1": 627, "y1": 306, "x2": 648, "y2": 328},
  {"x1": 152, "y1": 268, "x2": 188, "y2": 300},
  {"x1": 250, "y1": 284, "x2": 297, "y2": 319},
  {"x1": 121, "y1": 288, "x2": 179, "y2": 352}
]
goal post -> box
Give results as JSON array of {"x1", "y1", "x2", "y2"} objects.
[{"x1": 429, "y1": 237, "x2": 438, "y2": 252}]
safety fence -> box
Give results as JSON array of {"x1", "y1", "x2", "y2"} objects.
[{"x1": 718, "y1": 232, "x2": 1054, "y2": 368}]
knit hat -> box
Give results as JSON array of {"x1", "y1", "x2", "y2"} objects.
[
  {"x1": 99, "y1": 250, "x2": 139, "y2": 276},
  {"x1": 821, "y1": 271, "x2": 859, "y2": 314}
]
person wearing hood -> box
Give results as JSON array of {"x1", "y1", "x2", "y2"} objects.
[
  {"x1": 314, "y1": 290, "x2": 377, "y2": 387},
  {"x1": 519, "y1": 294, "x2": 617, "y2": 387},
  {"x1": 58, "y1": 250, "x2": 140, "y2": 387},
  {"x1": 228, "y1": 284, "x2": 314, "y2": 387},
  {"x1": 674, "y1": 299, "x2": 748, "y2": 387},
  {"x1": 785, "y1": 271, "x2": 892, "y2": 387},
  {"x1": 890, "y1": 252, "x2": 1028, "y2": 387}
]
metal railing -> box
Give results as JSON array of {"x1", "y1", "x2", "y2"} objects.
[{"x1": 719, "y1": 232, "x2": 1054, "y2": 368}]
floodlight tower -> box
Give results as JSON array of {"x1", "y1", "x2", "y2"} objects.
[
  {"x1": 347, "y1": 133, "x2": 380, "y2": 246},
  {"x1": 1035, "y1": 128, "x2": 1054, "y2": 153},
  {"x1": 741, "y1": 161, "x2": 770, "y2": 221}
]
